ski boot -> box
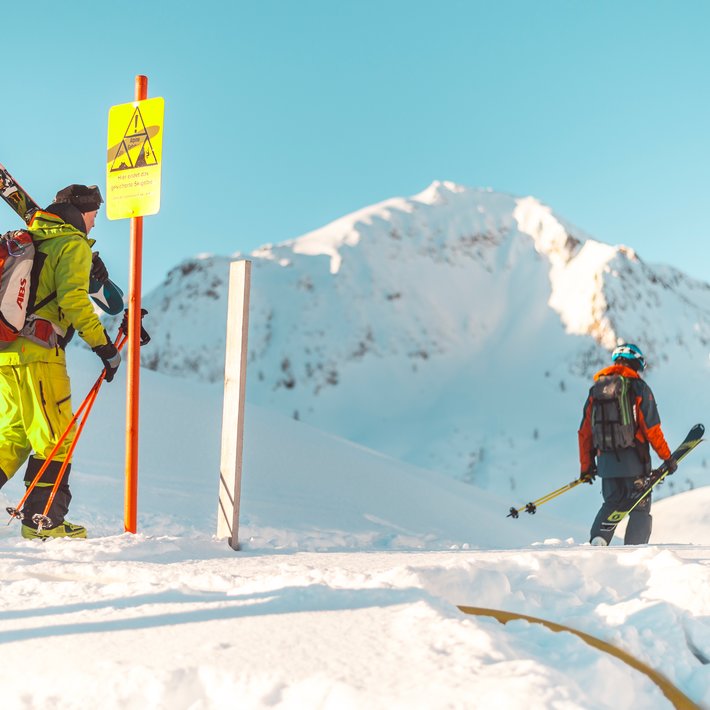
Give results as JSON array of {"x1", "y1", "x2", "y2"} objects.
[{"x1": 21, "y1": 520, "x2": 87, "y2": 540}]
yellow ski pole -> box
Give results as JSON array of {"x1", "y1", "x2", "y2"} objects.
[{"x1": 507, "y1": 477, "x2": 585, "y2": 518}]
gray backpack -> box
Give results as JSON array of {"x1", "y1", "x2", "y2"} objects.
[
  {"x1": 590, "y1": 375, "x2": 637, "y2": 451},
  {"x1": 0, "y1": 230, "x2": 35, "y2": 342}
]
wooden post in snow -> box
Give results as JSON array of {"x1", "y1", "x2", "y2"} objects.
[{"x1": 217, "y1": 259, "x2": 251, "y2": 550}]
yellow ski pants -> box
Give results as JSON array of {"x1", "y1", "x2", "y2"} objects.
[{"x1": 0, "y1": 361, "x2": 75, "y2": 479}]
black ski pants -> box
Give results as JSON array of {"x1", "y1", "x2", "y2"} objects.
[
  {"x1": 590, "y1": 477, "x2": 652, "y2": 545},
  {"x1": 22, "y1": 456, "x2": 72, "y2": 529}
]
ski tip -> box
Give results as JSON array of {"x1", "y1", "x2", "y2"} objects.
[{"x1": 89, "y1": 279, "x2": 125, "y2": 315}]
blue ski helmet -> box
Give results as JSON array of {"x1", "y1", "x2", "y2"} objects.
[{"x1": 611, "y1": 343, "x2": 646, "y2": 371}]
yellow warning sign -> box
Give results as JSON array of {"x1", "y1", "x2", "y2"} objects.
[{"x1": 106, "y1": 97, "x2": 164, "y2": 220}]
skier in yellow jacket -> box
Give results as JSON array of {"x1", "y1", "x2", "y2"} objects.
[{"x1": 0, "y1": 184, "x2": 120, "y2": 539}]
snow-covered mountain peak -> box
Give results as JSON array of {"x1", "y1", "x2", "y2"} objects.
[
  {"x1": 286, "y1": 194, "x2": 415, "y2": 274},
  {"x1": 125, "y1": 180, "x2": 710, "y2": 491},
  {"x1": 412, "y1": 179, "x2": 470, "y2": 204},
  {"x1": 288, "y1": 182, "x2": 516, "y2": 274}
]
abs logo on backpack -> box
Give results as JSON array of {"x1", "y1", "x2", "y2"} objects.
[
  {"x1": 0, "y1": 230, "x2": 35, "y2": 342},
  {"x1": 16, "y1": 277, "x2": 27, "y2": 308},
  {"x1": 591, "y1": 375, "x2": 637, "y2": 452}
]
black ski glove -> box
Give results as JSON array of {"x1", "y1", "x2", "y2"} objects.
[
  {"x1": 580, "y1": 462, "x2": 597, "y2": 484},
  {"x1": 90, "y1": 251, "x2": 109, "y2": 284},
  {"x1": 665, "y1": 456, "x2": 678, "y2": 475},
  {"x1": 119, "y1": 308, "x2": 151, "y2": 346},
  {"x1": 93, "y1": 341, "x2": 121, "y2": 382}
]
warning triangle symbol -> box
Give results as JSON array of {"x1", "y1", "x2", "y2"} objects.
[
  {"x1": 135, "y1": 139, "x2": 158, "y2": 167},
  {"x1": 110, "y1": 106, "x2": 159, "y2": 172},
  {"x1": 126, "y1": 107, "x2": 148, "y2": 138},
  {"x1": 110, "y1": 141, "x2": 134, "y2": 171}
]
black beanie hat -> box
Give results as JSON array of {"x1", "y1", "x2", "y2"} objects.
[{"x1": 54, "y1": 184, "x2": 104, "y2": 213}]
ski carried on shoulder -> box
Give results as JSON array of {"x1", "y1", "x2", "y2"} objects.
[
  {"x1": 0, "y1": 163, "x2": 39, "y2": 222},
  {"x1": 0, "y1": 162, "x2": 124, "y2": 315},
  {"x1": 600, "y1": 423, "x2": 704, "y2": 536}
]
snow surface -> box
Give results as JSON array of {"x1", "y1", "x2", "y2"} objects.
[{"x1": 1, "y1": 351, "x2": 710, "y2": 708}]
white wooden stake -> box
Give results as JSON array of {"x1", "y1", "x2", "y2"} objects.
[{"x1": 217, "y1": 259, "x2": 251, "y2": 550}]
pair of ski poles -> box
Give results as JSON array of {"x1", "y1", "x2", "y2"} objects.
[
  {"x1": 507, "y1": 476, "x2": 589, "y2": 519},
  {"x1": 5, "y1": 330, "x2": 128, "y2": 532}
]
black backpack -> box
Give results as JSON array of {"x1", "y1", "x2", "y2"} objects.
[{"x1": 590, "y1": 375, "x2": 637, "y2": 452}]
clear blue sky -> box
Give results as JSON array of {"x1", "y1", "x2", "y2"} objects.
[{"x1": 4, "y1": 1, "x2": 710, "y2": 291}]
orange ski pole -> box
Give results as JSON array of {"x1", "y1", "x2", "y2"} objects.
[
  {"x1": 5, "y1": 378, "x2": 102, "y2": 522},
  {"x1": 35, "y1": 333, "x2": 128, "y2": 529},
  {"x1": 6, "y1": 332, "x2": 127, "y2": 524},
  {"x1": 33, "y1": 378, "x2": 103, "y2": 531}
]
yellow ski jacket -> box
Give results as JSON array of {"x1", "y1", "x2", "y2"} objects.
[{"x1": 0, "y1": 211, "x2": 109, "y2": 366}]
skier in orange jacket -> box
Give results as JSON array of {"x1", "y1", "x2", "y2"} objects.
[{"x1": 578, "y1": 343, "x2": 676, "y2": 545}]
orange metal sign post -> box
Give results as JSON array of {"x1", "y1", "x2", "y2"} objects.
[
  {"x1": 125, "y1": 74, "x2": 147, "y2": 533},
  {"x1": 106, "y1": 74, "x2": 164, "y2": 533}
]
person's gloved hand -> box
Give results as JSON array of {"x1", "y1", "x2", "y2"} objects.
[
  {"x1": 91, "y1": 251, "x2": 109, "y2": 284},
  {"x1": 92, "y1": 341, "x2": 121, "y2": 382},
  {"x1": 580, "y1": 462, "x2": 597, "y2": 484},
  {"x1": 665, "y1": 456, "x2": 678, "y2": 475},
  {"x1": 119, "y1": 308, "x2": 151, "y2": 346}
]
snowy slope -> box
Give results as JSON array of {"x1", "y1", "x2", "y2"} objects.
[
  {"x1": 101, "y1": 181, "x2": 710, "y2": 513},
  {"x1": 1, "y1": 356, "x2": 710, "y2": 708},
  {"x1": 0, "y1": 348, "x2": 582, "y2": 549}
]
